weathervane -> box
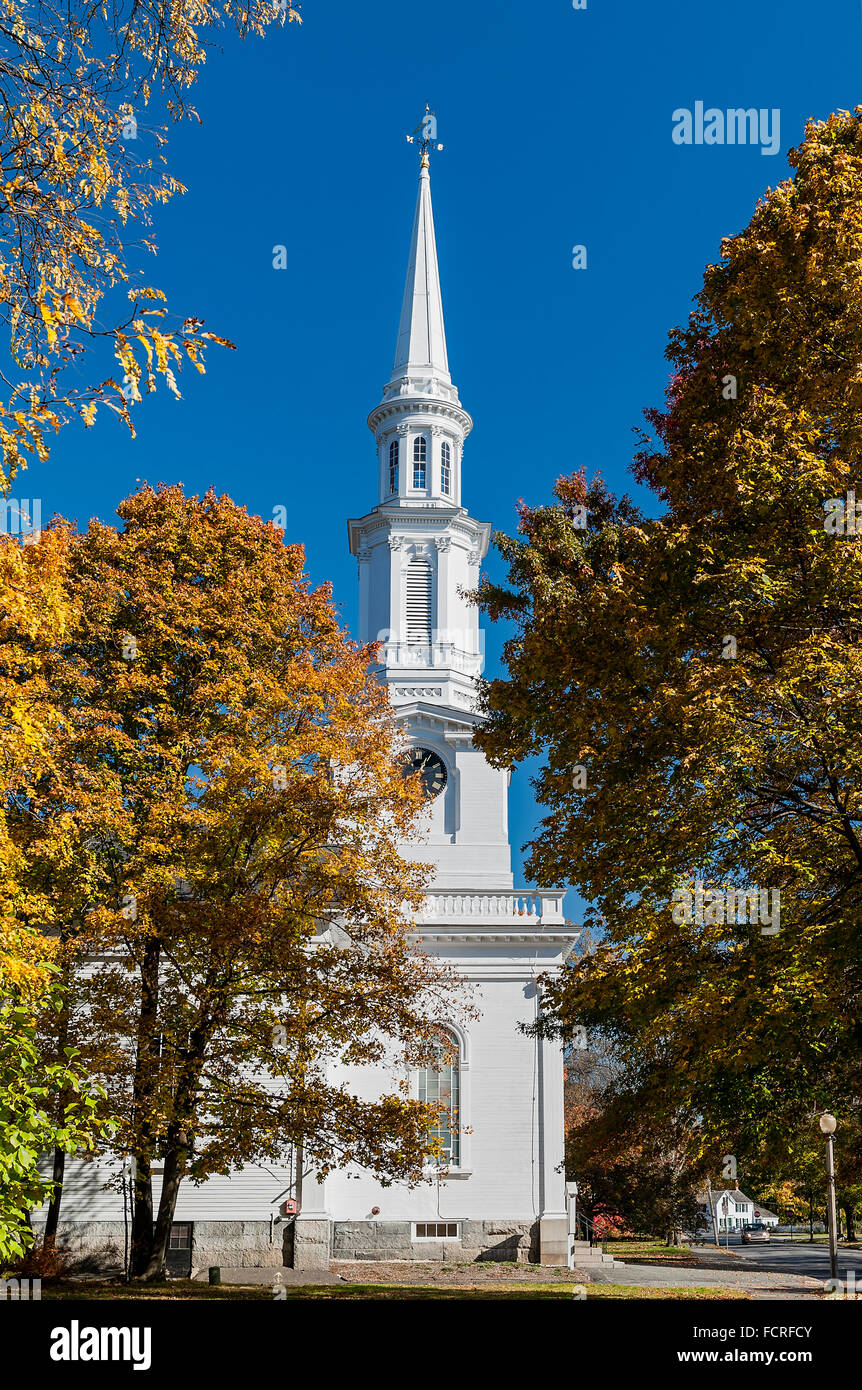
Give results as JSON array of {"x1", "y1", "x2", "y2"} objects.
[{"x1": 406, "y1": 105, "x2": 444, "y2": 167}]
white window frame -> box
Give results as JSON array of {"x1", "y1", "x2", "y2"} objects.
[
  {"x1": 440, "y1": 440, "x2": 451, "y2": 496},
  {"x1": 414, "y1": 1022, "x2": 471, "y2": 1177},
  {"x1": 412, "y1": 435, "x2": 427, "y2": 490},
  {"x1": 413, "y1": 1222, "x2": 461, "y2": 1242}
]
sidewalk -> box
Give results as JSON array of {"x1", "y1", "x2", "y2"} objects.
[{"x1": 587, "y1": 1255, "x2": 822, "y2": 1301}]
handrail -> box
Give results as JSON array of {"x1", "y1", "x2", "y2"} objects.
[{"x1": 576, "y1": 1214, "x2": 601, "y2": 1249}]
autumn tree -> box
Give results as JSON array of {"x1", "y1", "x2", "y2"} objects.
[
  {"x1": 0, "y1": 0, "x2": 300, "y2": 484},
  {"x1": 475, "y1": 110, "x2": 862, "y2": 1178},
  {"x1": 565, "y1": 1029, "x2": 704, "y2": 1243},
  {"x1": 742, "y1": 1121, "x2": 862, "y2": 1239},
  {"x1": 0, "y1": 0, "x2": 302, "y2": 1262},
  {"x1": 24, "y1": 485, "x2": 462, "y2": 1280}
]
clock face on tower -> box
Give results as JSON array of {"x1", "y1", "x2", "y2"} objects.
[{"x1": 406, "y1": 747, "x2": 448, "y2": 799}]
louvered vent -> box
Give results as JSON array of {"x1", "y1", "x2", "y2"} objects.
[{"x1": 406, "y1": 561, "x2": 432, "y2": 645}]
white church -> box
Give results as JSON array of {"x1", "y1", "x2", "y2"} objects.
[{"x1": 41, "y1": 127, "x2": 578, "y2": 1273}]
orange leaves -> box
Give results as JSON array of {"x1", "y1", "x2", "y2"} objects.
[
  {"x1": 15, "y1": 486, "x2": 463, "y2": 1211},
  {"x1": 0, "y1": 525, "x2": 77, "y2": 1000}
]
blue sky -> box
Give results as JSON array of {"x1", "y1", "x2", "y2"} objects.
[{"x1": 26, "y1": 0, "x2": 862, "y2": 897}]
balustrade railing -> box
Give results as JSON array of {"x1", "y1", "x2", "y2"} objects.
[
  {"x1": 383, "y1": 642, "x2": 483, "y2": 675},
  {"x1": 420, "y1": 890, "x2": 565, "y2": 924}
]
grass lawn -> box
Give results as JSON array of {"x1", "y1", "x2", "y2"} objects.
[
  {"x1": 40, "y1": 1279, "x2": 747, "y2": 1301},
  {"x1": 778, "y1": 1233, "x2": 859, "y2": 1247},
  {"x1": 604, "y1": 1238, "x2": 702, "y2": 1266}
]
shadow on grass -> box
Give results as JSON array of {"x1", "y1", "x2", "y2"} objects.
[{"x1": 41, "y1": 1280, "x2": 746, "y2": 1302}]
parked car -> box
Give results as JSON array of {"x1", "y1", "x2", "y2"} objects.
[{"x1": 742, "y1": 1222, "x2": 771, "y2": 1243}]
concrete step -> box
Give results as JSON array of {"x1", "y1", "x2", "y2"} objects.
[{"x1": 570, "y1": 1241, "x2": 622, "y2": 1268}]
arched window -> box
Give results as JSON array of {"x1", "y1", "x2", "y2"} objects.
[
  {"x1": 413, "y1": 435, "x2": 427, "y2": 489},
  {"x1": 405, "y1": 559, "x2": 432, "y2": 645},
  {"x1": 440, "y1": 440, "x2": 451, "y2": 496},
  {"x1": 388, "y1": 439, "x2": 399, "y2": 495},
  {"x1": 418, "y1": 1030, "x2": 460, "y2": 1164}
]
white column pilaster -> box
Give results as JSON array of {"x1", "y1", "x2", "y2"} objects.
[
  {"x1": 435, "y1": 536, "x2": 451, "y2": 647},
  {"x1": 538, "y1": 999, "x2": 569, "y2": 1265},
  {"x1": 292, "y1": 1172, "x2": 331, "y2": 1271},
  {"x1": 388, "y1": 536, "x2": 404, "y2": 651},
  {"x1": 357, "y1": 546, "x2": 371, "y2": 645}
]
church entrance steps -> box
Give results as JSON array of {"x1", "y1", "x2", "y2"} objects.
[{"x1": 570, "y1": 1240, "x2": 623, "y2": 1270}]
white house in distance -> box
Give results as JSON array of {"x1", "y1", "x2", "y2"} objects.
[
  {"x1": 38, "y1": 126, "x2": 578, "y2": 1274},
  {"x1": 697, "y1": 1190, "x2": 779, "y2": 1232}
]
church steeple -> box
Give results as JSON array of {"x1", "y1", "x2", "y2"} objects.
[
  {"x1": 391, "y1": 149, "x2": 450, "y2": 386},
  {"x1": 368, "y1": 119, "x2": 472, "y2": 510},
  {"x1": 347, "y1": 114, "x2": 510, "y2": 891}
]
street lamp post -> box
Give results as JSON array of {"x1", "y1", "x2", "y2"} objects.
[{"x1": 819, "y1": 1113, "x2": 839, "y2": 1282}]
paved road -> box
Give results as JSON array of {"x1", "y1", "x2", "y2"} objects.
[
  {"x1": 586, "y1": 1238, "x2": 861, "y2": 1299},
  {"x1": 588, "y1": 1257, "x2": 821, "y2": 1300},
  {"x1": 710, "y1": 1235, "x2": 862, "y2": 1286}
]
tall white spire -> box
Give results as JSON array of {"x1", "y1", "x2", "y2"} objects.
[
  {"x1": 368, "y1": 117, "x2": 472, "y2": 505},
  {"x1": 392, "y1": 155, "x2": 450, "y2": 382}
]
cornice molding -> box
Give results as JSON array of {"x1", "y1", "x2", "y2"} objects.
[
  {"x1": 348, "y1": 513, "x2": 491, "y2": 550},
  {"x1": 368, "y1": 399, "x2": 473, "y2": 437}
]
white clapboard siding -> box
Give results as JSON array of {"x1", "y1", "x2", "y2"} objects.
[{"x1": 36, "y1": 1158, "x2": 295, "y2": 1222}]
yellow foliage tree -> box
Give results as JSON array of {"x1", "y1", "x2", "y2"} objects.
[
  {"x1": 19, "y1": 486, "x2": 464, "y2": 1280},
  {"x1": 0, "y1": 0, "x2": 300, "y2": 484},
  {"x1": 0, "y1": 526, "x2": 75, "y2": 993}
]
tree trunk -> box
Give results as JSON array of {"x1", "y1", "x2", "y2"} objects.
[
  {"x1": 129, "y1": 937, "x2": 161, "y2": 1279},
  {"x1": 843, "y1": 1203, "x2": 856, "y2": 1242},
  {"x1": 146, "y1": 1145, "x2": 184, "y2": 1281},
  {"x1": 129, "y1": 1153, "x2": 155, "y2": 1278},
  {"x1": 136, "y1": 1009, "x2": 211, "y2": 1280},
  {"x1": 44, "y1": 964, "x2": 72, "y2": 1246},
  {"x1": 43, "y1": 1147, "x2": 66, "y2": 1244}
]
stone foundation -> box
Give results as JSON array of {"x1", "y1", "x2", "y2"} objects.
[
  {"x1": 332, "y1": 1219, "x2": 539, "y2": 1263},
  {"x1": 31, "y1": 1220, "x2": 125, "y2": 1273},
  {"x1": 291, "y1": 1215, "x2": 331, "y2": 1271},
  {"x1": 31, "y1": 1219, "x2": 285, "y2": 1274},
  {"x1": 188, "y1": 1220, "x2": 284, "y2": 1271},
  {"x1": 31, "y1": 1216, "x2": 544, "y2": 1270}
]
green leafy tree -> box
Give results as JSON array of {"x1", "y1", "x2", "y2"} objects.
[{"x1": 0, "y1": 992, "x2": 104, "y2": 1262}]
